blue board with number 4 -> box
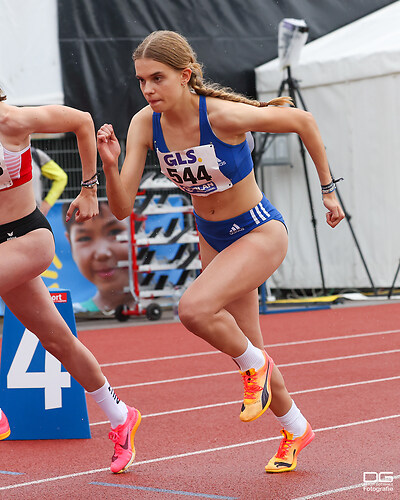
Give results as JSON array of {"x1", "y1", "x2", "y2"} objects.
[{"x1": 0, "y1": 290, "x2": 91, "y2": 440}]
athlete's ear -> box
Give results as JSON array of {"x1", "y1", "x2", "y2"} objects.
[{"x1": 181, "y1": 68, "x2": 192, "y2": 86}]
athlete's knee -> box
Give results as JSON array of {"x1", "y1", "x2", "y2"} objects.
[{"x1": 178, "y1": 293, "x2": 211, "y2": 332}]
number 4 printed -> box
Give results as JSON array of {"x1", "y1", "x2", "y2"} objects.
[{"x1": 7, "y1": 329, "x2": 71, "y2": 410}]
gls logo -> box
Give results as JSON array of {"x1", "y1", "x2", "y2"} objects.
[
  {"x1": 363, "y1": 472, "x2": 393, "y2": 483},
  {"x1": 164, "y1": 150, "x2": 197, "y2": 167}
]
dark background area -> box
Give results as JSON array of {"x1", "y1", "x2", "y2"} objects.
[{"x1": 58, "y1": 0, "x2": 396, "y2": 138}]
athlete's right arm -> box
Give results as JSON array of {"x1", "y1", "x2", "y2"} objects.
[{"x1": 97, "y1": 107, "x2": 152, "y2": 220}]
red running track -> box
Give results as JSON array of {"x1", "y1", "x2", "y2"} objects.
[{"x1": 0, "y1": 303, "x2": 399, "y2": 499}]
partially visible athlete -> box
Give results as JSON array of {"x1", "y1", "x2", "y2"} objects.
[
  {"x1": 0, "y1": 88, "x2": 140, "y2": 473},
  {"x1": 97, "y1": 30, "x2": 344, "y2": 472},
  {"x1": 31, "y1": 146, "x2": 68, "y2": 215}
]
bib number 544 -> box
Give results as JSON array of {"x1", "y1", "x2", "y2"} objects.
[{"x1": 167, "y1": 165, "x2": 212, "y2": 185}]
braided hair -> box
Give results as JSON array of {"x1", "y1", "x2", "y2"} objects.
[{"x1": 133, "y1": 31, "x2": 292, "y2": 108}]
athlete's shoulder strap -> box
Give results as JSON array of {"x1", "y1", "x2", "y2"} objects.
[
  {"x1": 198, "y1": 95, "x2": 215, "y2": 144},
  {"x1": 152, "y1": 111, "x2": 168, "y2": 152}
]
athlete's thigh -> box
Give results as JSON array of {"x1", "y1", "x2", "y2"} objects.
[
  {"x1": 190, "y1": 220, "x2": 288, "y2": 310},
  {"x1": 2, "y1": 276, "x2": 68, "y2": 344},
  {"x1": 0, "y1": 229, "x2": 55, "y2": 295},
  {"x1": 198, "y1": 234, "x2": 263, "y2": 343}
]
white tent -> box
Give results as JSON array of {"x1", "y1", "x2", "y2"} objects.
[
  {"x1": 255, "y1": 2, "x2": 400, "y2": 290},
  {"x1": 0, "y1": 0, "x2": 63, "y2": 105}
]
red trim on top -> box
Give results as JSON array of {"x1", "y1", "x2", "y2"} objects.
[{"x1": 2, "y1": 148, "x2": 33, "y2": 190}]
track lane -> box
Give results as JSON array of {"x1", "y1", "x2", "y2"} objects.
[{"x1": 0, "y1": 303, "x2": 399, "y2": 499}]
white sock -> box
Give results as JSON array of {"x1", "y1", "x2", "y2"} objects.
[
  {"x1": 88, "y1": 379, "x2": 128, "y2": 429},
  {"x1": 233, "y1": 339, "x2": 265, "y2": 372},
  {"x1": 275, "y1": 400, "x2": 308, "y2": 438}
]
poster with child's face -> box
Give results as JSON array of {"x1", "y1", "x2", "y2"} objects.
[
  {"x1": 43, "y1": 200, "x2": 135, "y2": 314},
  {"x1": 41, "y1": 195, "x2": 187, "y2": 317}
]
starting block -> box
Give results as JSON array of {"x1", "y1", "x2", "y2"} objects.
[{"x1": 0, "y1": 290, "x2": 91, "y2": 440}]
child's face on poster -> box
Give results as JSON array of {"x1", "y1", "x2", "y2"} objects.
[{"x1": 66, "y1": 203, "x2": 129, "y2": 293}]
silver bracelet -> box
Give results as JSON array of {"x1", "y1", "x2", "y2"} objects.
[
  {"x1": 321, "y1": 177, "x2": 343, "y2": 195},
  {"x1": 81, "y1": 171, "x2": 100, "y2": 188}
]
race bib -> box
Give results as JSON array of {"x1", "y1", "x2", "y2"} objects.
[
  {"x1": 157, "y1": 143, "x2": 232, "y2": 196},
  {"x1": 0, "y1": 144, "x2": 13, "y2": 190}
]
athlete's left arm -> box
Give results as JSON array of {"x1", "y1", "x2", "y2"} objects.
[
  {"x1": 219, "y1": 101, "x2": 345, "y2": 228},
  {"x1": 14, "y1": 105, "x2": 98, "y2": 222}
]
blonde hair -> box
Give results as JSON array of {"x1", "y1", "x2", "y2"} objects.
[
  {"x1": 133, "y1": 31, "x2": 292, "y2": 108},
  {"x1": 0, "y1": 88, "x2": 6, "y2": 102}
]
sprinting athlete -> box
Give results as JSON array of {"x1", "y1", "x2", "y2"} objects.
[
  {"x1": 0, "y1": 88, "x2": 140, "y2": 473},
  {"x1": 97, "y1": 30, "x2": 345, "y2": 473}
]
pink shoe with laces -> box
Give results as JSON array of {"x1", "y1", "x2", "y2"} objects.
[
  {"x1": 108, "y1": 406, "x2": 141, "y2": 473},
  {"x1": 0, "y1": 410, "x2": 10, "y2": 440}
]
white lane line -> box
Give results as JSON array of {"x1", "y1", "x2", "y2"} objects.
[
  {"x1": 1, "y1": 414, "x2": 399, "y2": 492},
  {"x1": 292, "y1": 475, "x2": 400, "y2": 499},
  {"x1": 89, "y1": 375, "x2": 400, "y2": 426},
  {"x1": 110, "y1": 349, "x2": 400, "y2": 390},
  {"x1": 100, "y1": 329, "x2": 400, "y2": 367}
]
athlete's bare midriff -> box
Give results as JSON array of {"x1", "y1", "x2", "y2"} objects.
[
  {"x1": 191, "y1": 171, "x2": 263, "y2": 221},
  {"x1": 0, "y1": 182, "x2": 36, "y2": 225}
]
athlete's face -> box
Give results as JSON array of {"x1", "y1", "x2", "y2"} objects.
[
  {"x1": 135, "y1": 58, "x2": 188, "y2": 112},
  {"x1": 66, "y1": 203, "x2": 129, "y2": 294}
]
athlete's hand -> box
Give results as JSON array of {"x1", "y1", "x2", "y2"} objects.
[
  {"x1": 323, "y1": 192, "x2": 345, "y2": 228},
  {"x1": 97, "y1": 123, "x2": 121, "y2": 171},
  {"x1": 65, "y1": 188, "x2": 99, "y2": 223}
]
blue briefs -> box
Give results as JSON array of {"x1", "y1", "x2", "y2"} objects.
[{"x1": 193, "y1": 194, "x2": 286, "y2": 252}]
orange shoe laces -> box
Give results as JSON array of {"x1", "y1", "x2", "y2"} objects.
[{"x1": 241, "y1": 371, "x2": 263, "y2": 400}]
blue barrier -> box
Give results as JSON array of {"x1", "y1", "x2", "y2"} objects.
[
  {"x1": 0, "y1": 290, "x2": 91, "y2": 440},
  {"x1": 259, "y1": 282, "x2": 332, "y2": 314}
]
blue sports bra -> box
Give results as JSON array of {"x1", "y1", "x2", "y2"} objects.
[{"x1": 152, "y1": 95, "x2": 254, "y2": 197}]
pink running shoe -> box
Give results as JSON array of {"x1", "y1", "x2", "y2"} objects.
[
  {"x1": 108, "y1": 406, "x2": 141, "y2": 473},
  {"x1": 0, "y1": 410, "x2": 10, "y2": 440}
]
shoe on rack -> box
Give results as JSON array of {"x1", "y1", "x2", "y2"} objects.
[
  {"x1": 108, "y1": 406, "x2": 141, "y2": 473},
  {"x1": 265, "y1": 422, "x2": 315, "y2": 473},
  {"x1": 0, "y1": 410, "x2": 10, "y2": 440},
  {"x1": 239, "y1": 351, "x2": 274, "y2": 422}
]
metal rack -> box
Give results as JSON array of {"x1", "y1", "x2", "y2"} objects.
[{"x1": 114, "y1": 174, "x2": 201, "y2": 321}]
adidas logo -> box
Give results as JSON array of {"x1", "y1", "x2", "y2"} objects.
[
  {"x1": 229, "y1": 223, "x2": 244, "y2": 235},
  {"x1": 6, "y1": 232, "x2": 16, "y2": 241},
  {"x1": 216, "y1": 156, "x2": 227, "y2": 167}
]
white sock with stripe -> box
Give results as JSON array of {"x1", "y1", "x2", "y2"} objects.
[
  {"x1": 233, "y1": 339, "x2": 265, "y2": 372},
  {"x1": 275, "y1": 400, "x2": 308, "y2": 438},
  {"x1": 88, "y1": 379, "x2": 128, "y2": 429}
]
